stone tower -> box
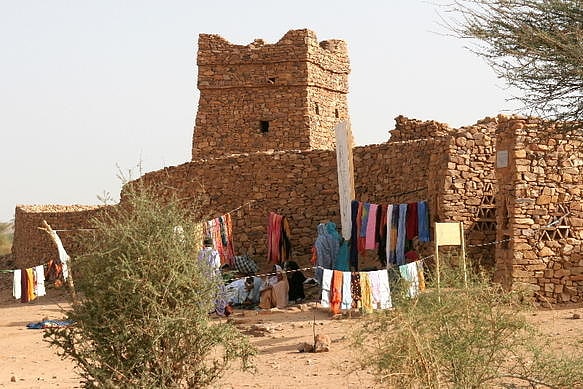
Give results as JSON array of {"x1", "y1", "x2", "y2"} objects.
[{"x1": 192, "y1": 29, "x2": 350, "y2": 159}]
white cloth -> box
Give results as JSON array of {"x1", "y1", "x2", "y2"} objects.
[
  {"x1": 377, "y1": 270, "x2": 392, "y2": 309},
  {"x1": 341, "y1": 271, "x2": 352, "y2": 310},
  {"x1": 52, "y1": 231, "x2": 70, "y2": 280},
  {"x1": 13, "y1": 269, "x2": 21, "y2": 299},
  {"x1": 369, "y1": 270, "x2": 383, "y2": 309},
  {"x1": 34, "y1": 265, "x2": 46, "y2": 297},
  {"x1": 320, "y1": 268, "x2": 333, "y2": 308},
  {"x1": 399, "y1": 262, "x2": 420, "y2": 298}
]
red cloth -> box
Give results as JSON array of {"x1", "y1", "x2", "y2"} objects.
[
  {"x1": 406, "y1": 202, "x2": 418, "y2": 240},
  {"x1": 267, "y1": 212, "x2": 283, "y2": 264}
]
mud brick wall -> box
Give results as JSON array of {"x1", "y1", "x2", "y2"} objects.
[
  {"x1": 12, "y1": 205, "x2": 108, "y2": 269},
  {"x1": 193, "y1": 29, "x2": 349, "y2": 159},
  {"x1": 495, "y1": 116, "x2": 583, "y2": 303}
]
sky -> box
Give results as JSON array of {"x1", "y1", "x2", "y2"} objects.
[{"x1": 0, "y1": 1, "x2": 522, "y2": 223}]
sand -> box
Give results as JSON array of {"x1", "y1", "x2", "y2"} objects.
[{"x1": 1, "y1": 282, "x2": 583, "y2": 389}]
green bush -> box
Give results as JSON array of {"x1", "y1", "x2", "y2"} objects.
[
  {"x1": 355, "y1": 270, "x2": 583, "y2": 388},
  {"x1": 46, "y1": 187, "x2": 255, "y2": 388}
]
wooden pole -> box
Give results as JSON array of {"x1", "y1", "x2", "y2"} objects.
[
  {"x1": 459, "y1": 222, "x2": 468, "y2": 288},
  {"x1": 38, "y1": 220, "x2": 78, "y2": 304},
  {"x1": 435, "y1": 232, "x2": 441, "y2": 303},
  {"x1": 334, "y1": 121, "x2": 355, "y2": 241}
]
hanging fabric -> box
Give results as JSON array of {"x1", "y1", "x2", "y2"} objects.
[
  {"x1": 13, "y1": 269, "x2": 21, "y2": 300},
  {"x1": 330, "y1": 270, "x2": 343, "y2": 315},
  {"x1": 365, "y1": 203, "x2": 378, "y2": 250},
  {"x1": 341, "y1": 271, "x2": 353, "y2": 310},
  {"x1": 320, "y1": 268, "x2": 333, "y2": 308},
  {"x1": 418, "y1": 200, "x2": 430, "y2": 242},
  {"x1": 34, "y1": 265, "x2": 46, "y2": 297},
  {"x1": 396, "y1": 204, "x2": 408, "y2": 265},
  {"x1": 399, "y1": 261, "x2": 420, "y2": 298},
  {"x1": 267, "y1": 212, "x2": 292, "y2": 265},
  {"x1": 349, "y1": 200, "x2": 360, "y2": 270}
]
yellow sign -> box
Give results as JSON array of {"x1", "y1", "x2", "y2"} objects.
[{"x1": 435, "y1": 222, "x2": 463, "y2": 246}]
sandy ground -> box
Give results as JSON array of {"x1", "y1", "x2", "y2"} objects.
[{"x1": 2, "y1": 280, "x2": 583, "y2": 389}]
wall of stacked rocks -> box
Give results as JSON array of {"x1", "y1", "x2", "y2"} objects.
[
  {"x1": 12, "y1": 205, "x2": 109, "y2": 269},
  {"x1": 387, "y1": 116, "x2": 499, "y2": 269},
  {"x1": 495, "y1": 116, "x2": 583, "y2": 303},
  {"x1": 12, "y1": 116, "x2": 501, "y2": 277},
  {"x1": 193, "y1": 29, "x2": 349, "y2": 159}
]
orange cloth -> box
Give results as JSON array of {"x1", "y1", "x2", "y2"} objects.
[{"x1": 330, "y1": 270, "x2": 343, "y2": 315}]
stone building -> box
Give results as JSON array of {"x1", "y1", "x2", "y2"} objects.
[
  {"x1": 495, "y1": 117, "x2": 583, "y2": 303},
  {"x1": 11, "y1": 29, "x2": 582, "y2": 303}
]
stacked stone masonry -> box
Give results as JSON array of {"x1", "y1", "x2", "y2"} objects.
[
  {"x1": 12, "y1": 205, "x2": 109, "y2": 269},
  {"x1": 13, "y1": 115, "x2": 500, "y2": 275},
  {"x1": 193, "y1": 29, "x2": 349, "y2": 159},
  {"x1": 495, "y1": 116, "x2": 583, "y2": 303}
]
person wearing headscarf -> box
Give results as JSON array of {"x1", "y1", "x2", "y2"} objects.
[{"x1": 259, "y1": 265, "x2": 289, "y2": 309}]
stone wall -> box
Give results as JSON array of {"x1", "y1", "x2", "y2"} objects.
[
  {"x1": 193, "y1": 29, "x2": 349, "y2": 159},
  {"x1": 495, "y1": 116, "x2": 583, "y2": 303},
  {"x1": 12, "y1": 205, "x2": 108, "y2": 269},
  {"x1": 12, "y1": 117, "x2": 501, "y2": 276}
]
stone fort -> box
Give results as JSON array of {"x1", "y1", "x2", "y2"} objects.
[{"x1": 12, "y1": 29, "x2": 583, "y2": 304}]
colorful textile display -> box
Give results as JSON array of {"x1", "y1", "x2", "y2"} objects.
[
  {"x1": 266, "y1": 212, "x2": 292, "y2": 264},
  {"x1": 206, "y1": 214, "x2": 236, "y2": 266},
  {"x1": 349, "y1": 199, "x2": 431, "y2": 267},
  {"x1": 320, "y1": 269, "x2": 393, "y2": 313}
]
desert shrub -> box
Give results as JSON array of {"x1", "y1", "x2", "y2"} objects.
[
  {"x1": 46, "y1": 187, "x2": 255, "y2": 388},
  {"x1": 355, "y1": 269, "x2": 583, "y2": 388}
]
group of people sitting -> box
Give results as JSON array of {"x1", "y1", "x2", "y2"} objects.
[
  {"x1": 225, "y1": 262, "x2": 306, "y2": 310},
  {"x1": 198, "y1": 237, "x2": 308, "y2": 314}
]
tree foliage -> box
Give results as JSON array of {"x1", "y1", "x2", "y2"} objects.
[
  {"x1": 46, "y1": 187, "x2": 255, "y2": 388},
  {"x1": 445, "y1": 0, "x2": 583, "y2": 122}
]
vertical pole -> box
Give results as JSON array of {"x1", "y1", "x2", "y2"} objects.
[
  {"x1": 334, "y1": 121, "x2": 355, "y2": 241},
  {"x1": 435, "y1": 234, "x2": 441, "y2": 303},
  {"x1": 460, "y1": 222, "x2": 468, "y2": 288}
]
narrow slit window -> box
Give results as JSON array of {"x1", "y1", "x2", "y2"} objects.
[
  {"x1": 260, "y1": 120, "x2": 269, "y2": 133},
  {"x1": 315, "y1": 102, "x2": 320, "y2": 115},
  {"x1": 267, "y1": 77, "x2": 276, "y2": 84},
  {"x1": 334, "y1": 108, "x2": 339, "y2": 118}
]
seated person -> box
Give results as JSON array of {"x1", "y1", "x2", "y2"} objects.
[
  {"x1": 225, "y1": 276, "x2": 262, "y2": 307},
  {"x1": 259, "y1": 265, "x2": 289, "y2": 309},
  {"x1": 284, "y1": 260, "x2": 306, "y2": 304}
]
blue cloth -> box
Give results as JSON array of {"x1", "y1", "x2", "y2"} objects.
[
  {"x1": 334, "y1": 240, "x2": 350, "y2": 271},
  {"x1": 360, "y1": 202, "x2": 370, "y2": 237},
  {"x1": 388, "y1": 205, "x2": 399, "y2": 265},
  {"x1": 396, "y1": 204, "x2": 408, "y2": 265},
  {"x1": 27, "y1": 320, "x2": 73, "y2": 329},
  {"x1": 418, "y1": 200, "x2": 430, "y2": 242},
  {"x1": 314, "y1": 223, "x2": 341, "y2": 284}
]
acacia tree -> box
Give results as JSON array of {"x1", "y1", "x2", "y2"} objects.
[
  {"x1": 46, "y1": 187, "x2": 255, "y2": 388},
  {"x1": 445, "y1": 0, "x2": 583, "y2": 121}
]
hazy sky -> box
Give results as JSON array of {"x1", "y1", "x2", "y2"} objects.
[{"x1": 0, "y1": 1, "x2": 521, "y2": 223}]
